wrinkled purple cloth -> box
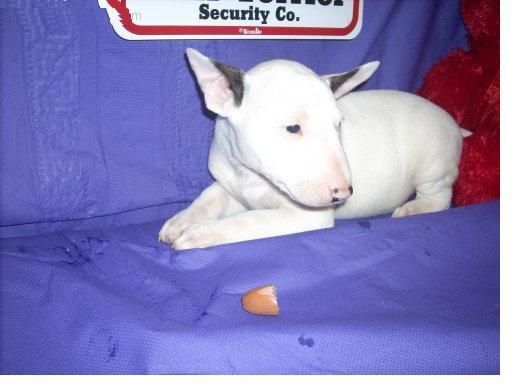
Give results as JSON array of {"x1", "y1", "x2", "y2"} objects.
[{"x1": 0, "y1": 200, "x2": 499, "y2": 373}]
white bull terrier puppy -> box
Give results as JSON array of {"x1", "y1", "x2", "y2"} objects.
[{"x1": 159, "y1": 48, "x2": 467, "y2": 250}]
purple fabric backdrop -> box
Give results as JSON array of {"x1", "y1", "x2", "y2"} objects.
[{"x1": 0, "y1": 0, "x2": 467, "y2": 237}]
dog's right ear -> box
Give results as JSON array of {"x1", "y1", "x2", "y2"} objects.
[
  {"x1": 186, "y1": 48, "x2": 244, "y2": 117},
  {"x1": 322, "y1": 61, "x2": 380, "y2": 99}
]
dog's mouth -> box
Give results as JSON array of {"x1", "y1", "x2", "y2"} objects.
[
  {"x1": 330, "y1": 196, "x2": 348, "y2": 208},
  {"x1": 286, "y1": 189, "x2": 347, "y2": 209},
  {"x1": 265, "y1": 175, "x2": 348, "y2": 208},
  {"x1": 331, "y1": 200, "x2": 346, "y2": 208}
]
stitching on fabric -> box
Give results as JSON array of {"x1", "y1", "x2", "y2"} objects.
[
  {"x1": 172, "y1": 40, "x2": 186, "y2": 201},
  {"x1": 18, "y1": 7, "x2": 89, "y2": 220},
  {"x1": 18, "y1": 8, "x2": 51, "y2": 217}
]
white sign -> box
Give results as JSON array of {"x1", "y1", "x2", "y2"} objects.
[{"x1": 99, "y1": 0, "x2": 363, "y2": 40}]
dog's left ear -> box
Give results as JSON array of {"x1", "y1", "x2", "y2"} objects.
[
  {"x1": 323, "y1": 61, "x2": 380, "y2": 99},
  {"x1": 186, "y1": 48, "x2": 244, "y2": 117}
]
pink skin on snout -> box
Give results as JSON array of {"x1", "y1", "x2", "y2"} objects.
[
  {"x1": 255, "y1": 130, "x2": 353, "y2": 207},
  {"x1": 274, "y1": 151, "x2": 352, "y2": 208},
  {"x1": 289, "y1": 175, "x2": 352, "y2": 208}
]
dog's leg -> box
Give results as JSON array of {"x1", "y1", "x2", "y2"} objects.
[
  {"x1": 173, "y1": 208, "x2": 334, "y2": 250},
  {"x1": 158, "y1": 182, "x2": 246, "y2": 245},
  {"x1": 392, "y1": 177, "x2": 454, "y2": 218}
]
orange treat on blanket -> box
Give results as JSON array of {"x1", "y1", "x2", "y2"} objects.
[{"x1": 242, "y1": 285, "x2": 279, "y2": 316}]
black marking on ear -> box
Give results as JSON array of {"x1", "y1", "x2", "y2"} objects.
[
  {"x1": 329, "y1": 67, "x2": 359, "y2": 94},
  {"x1": 212, "y1": 60, "x2": 244, "y2": 107}
]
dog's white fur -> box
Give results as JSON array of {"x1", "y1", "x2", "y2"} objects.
[{"x1": 159, "y1": 49, "x2": 464, "y2": 249}]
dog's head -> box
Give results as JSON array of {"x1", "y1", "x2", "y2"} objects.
[{"x1": 186, "y1": 48, "x2": 379, "y2": 208}]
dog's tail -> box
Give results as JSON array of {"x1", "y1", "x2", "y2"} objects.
[{"x1": 460, "y1": 128, "x2": 473, "y2": 138}]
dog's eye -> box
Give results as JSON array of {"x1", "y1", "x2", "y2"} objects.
[{"x1": 286, "y1": 124, "x2": 301, "y2": 134}]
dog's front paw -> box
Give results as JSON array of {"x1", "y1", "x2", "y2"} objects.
[
  {"x1": 172, "y1": 222, "x2": 227, "y2": 250},
  {"x1": 158, "y1": 211, "x2": 198, "y2": 245}
]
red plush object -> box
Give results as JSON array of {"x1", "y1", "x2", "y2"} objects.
[{"x1": 418, "y1": 0, "x2": 499, "y2": 206}]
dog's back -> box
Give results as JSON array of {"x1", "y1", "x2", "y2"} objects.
[{"x1": 334, "y1": 90, "x2": 463, "y2": 219}]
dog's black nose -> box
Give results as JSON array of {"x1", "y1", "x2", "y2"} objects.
[
  {"x1": 348, "y1": 185, "x2": 353, "y2": 194},
  {"x1": 331, "y1": 197, "x2": 340, "y2": 203}
]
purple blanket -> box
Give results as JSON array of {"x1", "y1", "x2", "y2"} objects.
[{"x1": 0, "y1": 200, "x2": 499, "y2": 373}]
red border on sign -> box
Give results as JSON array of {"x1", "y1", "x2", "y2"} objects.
[{"x1": 106, "y1": 0, "x2": 360, "y2": 36}]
